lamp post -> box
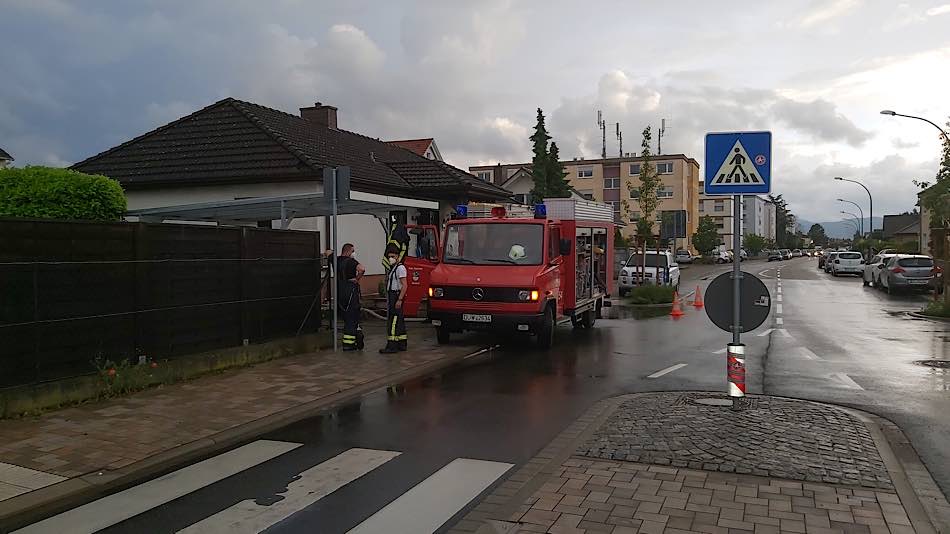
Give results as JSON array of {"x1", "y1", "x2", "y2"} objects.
[
  {"x1": 880, "y1": 110, "x2": 950, "y2": 144},
  {"x1": 841, "y1": 218, "x2": 860, "y2": 241},
  {"x1": 837, "y1": 199, "x2": 864, "y2": 235},
  {"x1": 834, "y1": 177, "x2": 873, "y2": 258},
  {"x1": 841, "y1": 211, "x2": 862, "y2": 237}
]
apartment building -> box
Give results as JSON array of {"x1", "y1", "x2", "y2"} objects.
[
  {"x1": 470, "y1": 154, "x2": 701, "y2": 251},
  {"x1": 698, "y1": 181, "x2": 776, "y2": 247}
]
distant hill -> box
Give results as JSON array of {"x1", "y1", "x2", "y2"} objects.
[{"x1": 796, "y1": 218, "x2": 884, "y2": 239}]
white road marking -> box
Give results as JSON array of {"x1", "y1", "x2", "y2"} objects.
[
  {"x1": 777, "y1": 329, "x2": 793, "y2": 339},
  {"x1": 776, "y1": 304, "x2": 783, "y2": 314},
  {"x1": 777, "y1": 294, "x2": 783, "y2": 302},
  {"x1": 0, "y1": 463, "x2": 66, "y2": 500},
  {"x1": 758, "y1": 269, "x2": 770, "y2": 277},
  {"x1": 794, "y1": 347, "x2": 820, "y2": 360},
  {"x1": 647, "y1": 363, "x2": 689, "y2": 378},
  {"x1": 346, "y1": 458, "x2": 513, "y2": 534},
  {"x1": 757, "y1": 328, "x2": 774, "y2": 337},
  {"x1": 777, "y1": 286, "x2": 782, "y2": 294},
  {"x1": 831, "y1": 373, "x2": 864, "y2": 390},
  {"x1": 14, "y1": 440, "x2": 302, "y2": 534},
  {"x1": 712, "y1": 348, "x2": 727, "y2": 354},
  {"x1": 179, "y1": 448, "x2": 401, "y2": 534},
  {"x1": 776, "y1": 317, "x2": 784, "y2": 325}
]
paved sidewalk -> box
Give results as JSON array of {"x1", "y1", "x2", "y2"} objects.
[
  {"x1": 0, "y1": 323, "x2": 484, "y2": 525},
  {"x1": 449, "y1": 393, "x2": 950, "y2": 534}
]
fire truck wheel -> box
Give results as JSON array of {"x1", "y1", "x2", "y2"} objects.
[
  {"x1": 581, "y1": 308, "x2": 596, "y2": 329},
  {"x1": 436, "y1": 327, "x2": 451, "y2": 345},
  {"x1": 537, "y1": 306, "x2": 555, "y2": 349}
]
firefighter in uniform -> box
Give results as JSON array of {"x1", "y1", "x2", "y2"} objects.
[
  {"x1": 336, "y1": 243, "x2": 365, "y2": 351},
  {"x1": 379, "y1": 244, "x2": 408, "y2": 353}
]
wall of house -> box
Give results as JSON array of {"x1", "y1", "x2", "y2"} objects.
[{"x1": 921, "y1": 208, "x2": 932, "y2": 256}]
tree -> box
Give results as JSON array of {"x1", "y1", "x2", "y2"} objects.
[
  {"x1": 768, "y1": 194, "x2": 792, "y2": 247},
  {"x1": 545, "y1": 142, "x2": 571, "y2": 198},
  {"x1": 0, "y1": 166, "x2": 126, "y2": 220},
  {"x1": 529, "y1": 108, "x2": 551, "y2": 203},
  {"x1": 807, "y1": 223, "x2": 828, "y2": 246},
  {"x1": 744, "y1": 234, "x2": 766, "y2": 255},
  {"x1": 693, "y1": 215, "x2": 719, "y2": 256},
  {"x1": 915, "y1": 117, "x2": 950, "y2": 305},
  {"x1": 629, "y1": 126, "x2": 660, "y2": 243}
]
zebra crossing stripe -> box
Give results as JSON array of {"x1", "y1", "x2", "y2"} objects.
[
  {"x1": 179, "y1": 448, "x2": 400, "y2": 533},
  {"x1": 347, "y1": 458, "x2": 513, "y2": 534},
  {"x1": 14, "y1": 440, "x2": 302, "y2": 534}
]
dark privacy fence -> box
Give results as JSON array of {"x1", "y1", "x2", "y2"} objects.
[{"x1": 0, "y1": 219, "x2": 322, "y2": 388}]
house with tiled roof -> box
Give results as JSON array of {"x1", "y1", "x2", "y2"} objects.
[
  {"x1": 387, "y1": 138, "x2": 442, "y2": 161},
  {"x1": 72, "y1": 97, "x2": 512, "y2": 276},
  {"x1": 0, "y1": 147, "x2": 12, "y2": 169}
]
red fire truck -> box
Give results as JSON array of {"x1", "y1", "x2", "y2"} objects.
[{"x1": 426, "y1": 199, "x2": 615, "y2": 348}]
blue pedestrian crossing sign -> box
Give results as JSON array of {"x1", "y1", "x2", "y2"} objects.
[{"x1": 704, "y1": 131, "x2": 771, "y2": 195}]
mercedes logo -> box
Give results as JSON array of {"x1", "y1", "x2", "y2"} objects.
[{"x1": 472, "y1": 287, "x2": 485, "y2": 301}]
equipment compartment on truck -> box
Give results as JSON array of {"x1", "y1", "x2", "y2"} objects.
[{"x1": 427, "y1": 198, "x2": 614, "y2": 349}]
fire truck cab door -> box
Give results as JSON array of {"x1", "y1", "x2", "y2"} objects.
[{"x1": 403, "y1": 224, "x2": 440, "y2": 317}]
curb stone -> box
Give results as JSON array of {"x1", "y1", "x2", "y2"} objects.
[
  {"x1": 0, "y1": 345, "x2": 497, "y2": 533},
  {"x1": 448, "y1": 392, "x2": 949, "y2": 534}
]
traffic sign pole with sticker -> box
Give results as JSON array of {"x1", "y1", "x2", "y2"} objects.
[{"x1": 704, "y1": 131, "x2": 772, "y2": 409}]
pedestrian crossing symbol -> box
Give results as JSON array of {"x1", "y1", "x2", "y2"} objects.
[{"x1": 704, "y1": 131, "x2": 771, "y2": 194}]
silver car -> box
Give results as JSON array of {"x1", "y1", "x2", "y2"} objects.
[
  {"x1": 879, "y1": 255, "x2": 935, "y2": 294},
  {"x1": 863, "y1": 254, "x2": 897, "y2": 287}
]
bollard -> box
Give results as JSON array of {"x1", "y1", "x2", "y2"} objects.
[{"x1": 727, "y1": 343, "x2": 745, "y2": 411}]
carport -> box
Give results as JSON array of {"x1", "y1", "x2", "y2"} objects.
[{"x1": 126, "y1": 167, "x2": 438, "y2": 351}]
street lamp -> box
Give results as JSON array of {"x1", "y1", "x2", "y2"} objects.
[
  {"x1": 834, "y1": 176, "x2": 873, "y2": 257},
  {"x1": 841, "y1": 211, "x2": 862, "y2": 235},
  {"x1": 841, "y1": 218, "x2": 860, "y2": 240},
  {"x1": 837, "y1": 199, "x2": 864, "y2": 235},
  {"x1": 880, "y1": 110, "x2": 950, "y2": 144}
]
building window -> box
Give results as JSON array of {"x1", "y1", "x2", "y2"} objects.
[
  {"x1": 629, "y1": 188, "x2": 639, "y2": 199},
  {"x1": 607, "y1": 201, "x2": 621, "y2": 214},
  {"x1": 604, "y1": 177, "x2": 620, "y2": 189},
  {"x1": 577, "y1": 166, "x2": 594, "y2": 178},
  {"x1": 476, "y1": 171, "x2": 492, "y2": 182},
  {"x1": 629, "y1": 163, "x2": 641, "y2": 175},
  {"x1": 630, "y1": 211, "x2": 640, "y2": 222},
  {"x1": 580, "y1": 190, "x2": 594, "y2": 200},
  {"x1": 657, "y1": 186, "x2": 674, "y2": 198},
  {"x1": 656, "y1": 162, "x2": 674, "y2": 174},
  {"x1": 714, "y1": 204, "x2": 725, "y2": 212},
  {"x1": 698, "y1": 182, "x2": 704, "y2": 194},
  {"x1": 699, "y1": 203, "x2": 705, "y2": 212},
  {"x1": 506, "y1": 168, "x2": 518, "y2": 178},
  {"x1": 513, "y1": 193, "x2": 529, "y2": 204}
]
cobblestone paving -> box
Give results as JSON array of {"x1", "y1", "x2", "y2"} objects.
[
  {"x1": 510, "y1": 458, "x2": 913, "y2": 534},
  {"x1": 578, "y1": 393, "x2": 892, "y2": 490}
]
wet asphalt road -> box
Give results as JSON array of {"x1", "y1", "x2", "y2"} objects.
[{"x1": 32, "y1": 258, "x2": 950, "y2": 533}]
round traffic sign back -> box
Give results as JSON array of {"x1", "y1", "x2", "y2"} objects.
[{"x1": 704, "y1": 271, "x2": 771, "y2": 333}]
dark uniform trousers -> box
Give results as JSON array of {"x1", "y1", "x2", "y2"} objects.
[
  {"x1": 386, "y1": 289, "x2": 407, "y2": 350},
  {"x1": 340, "y1": 281, "x2": 363, "y2": 349}
]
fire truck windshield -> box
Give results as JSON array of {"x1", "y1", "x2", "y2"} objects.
[{"x1": 444, "y1": 223, "x2": 544, "y2": 265}]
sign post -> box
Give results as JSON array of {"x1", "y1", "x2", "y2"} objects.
[{"x1": 704, "y1": 131, "x2": 772, "y2": 409}]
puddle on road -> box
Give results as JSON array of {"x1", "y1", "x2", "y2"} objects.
[{"x1": 914, "y1": 359, "x2": 950, "y2": 369}]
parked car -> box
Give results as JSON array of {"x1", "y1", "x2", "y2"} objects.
[
  {"x1": 824, "y1": 252, "x2": 839, "y2": 273},
  {"x1": 782, "y1": 249, "x2": 792, "y2": 260},
  {"x1": 863, "y1": 254, "x2": 898, "y2": 287},
  {"x1": 879, "y1": 255, "x2": 935, "y2": 294},
  {"x1": 792, "y1": 249, "x2": 803, "y2": 257},
  {"x1": 715, "y1": 250, "x2": 732, "y2": 263},
  {"x1": 739, "y1": 249, "x2": 748, "y2": 261},
  {"x1": 768, "y1": 250, "x2": 783, "y2": 262},
  {"x1": 674, "y1": 249, "x2": 694, "y2": 264},
  {"x1": 818, "y1": 250, "x2": 832, "y2": 269},
  {"x1": 831, "y1": 251, "x2": 863, "y2": 276},
  {"x1": 618, "y1": 250, "x2": 681, "y2": 295}
]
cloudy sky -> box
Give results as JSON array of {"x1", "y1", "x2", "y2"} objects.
[{"x1": 2, "y1": 0, "x2": 948, "y2": 223}]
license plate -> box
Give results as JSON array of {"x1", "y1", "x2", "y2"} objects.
[
  {"x1": 462, "y1": 314, "x2": 492, "y2": 323},
  {"x1": 908, "y1": 279, "x2": 928, "y2": 284}
]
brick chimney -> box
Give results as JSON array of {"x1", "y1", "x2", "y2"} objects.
[{"x1": 299, "y1": 102, "x2": 337, "y2": 129}]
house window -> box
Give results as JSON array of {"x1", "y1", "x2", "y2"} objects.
[
  {"x1": 630, "y1": 211, "x2": 640, "y2": 222},
  {"x1": 604, "y1": 177, "x2": 620, "y2": 189},
  {"x1": 476, "y1": 171, "x2": 492, "y2": 182},
  {"x1": 513, "y1": 193, "x2": 530, "y2": 204},
  {"x1": 577, "y1": 166, "x2": 594, "y2": 178},
  {"x1": 579, "y1": 190, "x2": 594, "y2": 200},
  {"x1": 699, "y1": 203, "x2": 705, "y2": 212},
  {"x1": 657, "y1": 186, "x2": 674, "y2": 198},
  {"x1": 714, "y1": 203, "x2": 725, "y2": 212},
  {"x1": 607, "y1": 201, "x2": 621, "y2": 213},
  {"x1": 656, "y1": 162, "x2": 674, "y2": 174},
  {"x1": 629, "y1": 163, "x2": 641, "y2": 175},
  {"x1": 629, "y1": 188, "x2": 639, "y2": 199},
  {"x1": 506, "y1": 168, "x2": 518, "y2": 178}
]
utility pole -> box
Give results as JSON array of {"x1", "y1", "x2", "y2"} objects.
[
  {"x1": 616, "y1": 122, "x2": 623, "y2": 157},
  {"x1": 597, "y1": 110, "x2": 606, "y2": 159}
]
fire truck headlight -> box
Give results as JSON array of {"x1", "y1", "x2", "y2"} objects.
[
  {"x1": 530, "y1": 290, "x2": 540, "y2": 301},
  {"x1": 518, "y1": 290, "x2": 530, "y2": 301},
  {"x1": 429, "y1": 287, "x2": 444, "y2": 298}
]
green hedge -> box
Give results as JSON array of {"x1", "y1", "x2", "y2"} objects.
[
  {"x1": 627, "y1": 285, "x2": 675, "y2": 305},
  {"x1": 0, "y1": 166, "x2": 126, "y2": 221}
]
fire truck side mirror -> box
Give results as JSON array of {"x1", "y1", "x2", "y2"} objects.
[{"x1": 559, "y1": 238, "x2": 572, "y2": 256}]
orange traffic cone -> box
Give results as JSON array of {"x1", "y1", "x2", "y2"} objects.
[
  {"x1": 693, "y1": 285, "x2": 704, "y2": 308},
  {"x1": 670, "y1": 291, "x2": 685, "y2": 318}
]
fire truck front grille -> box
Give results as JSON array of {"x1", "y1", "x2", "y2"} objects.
[{"x1": 442, "y1": 286, "x2": 523, "y2": 302}]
